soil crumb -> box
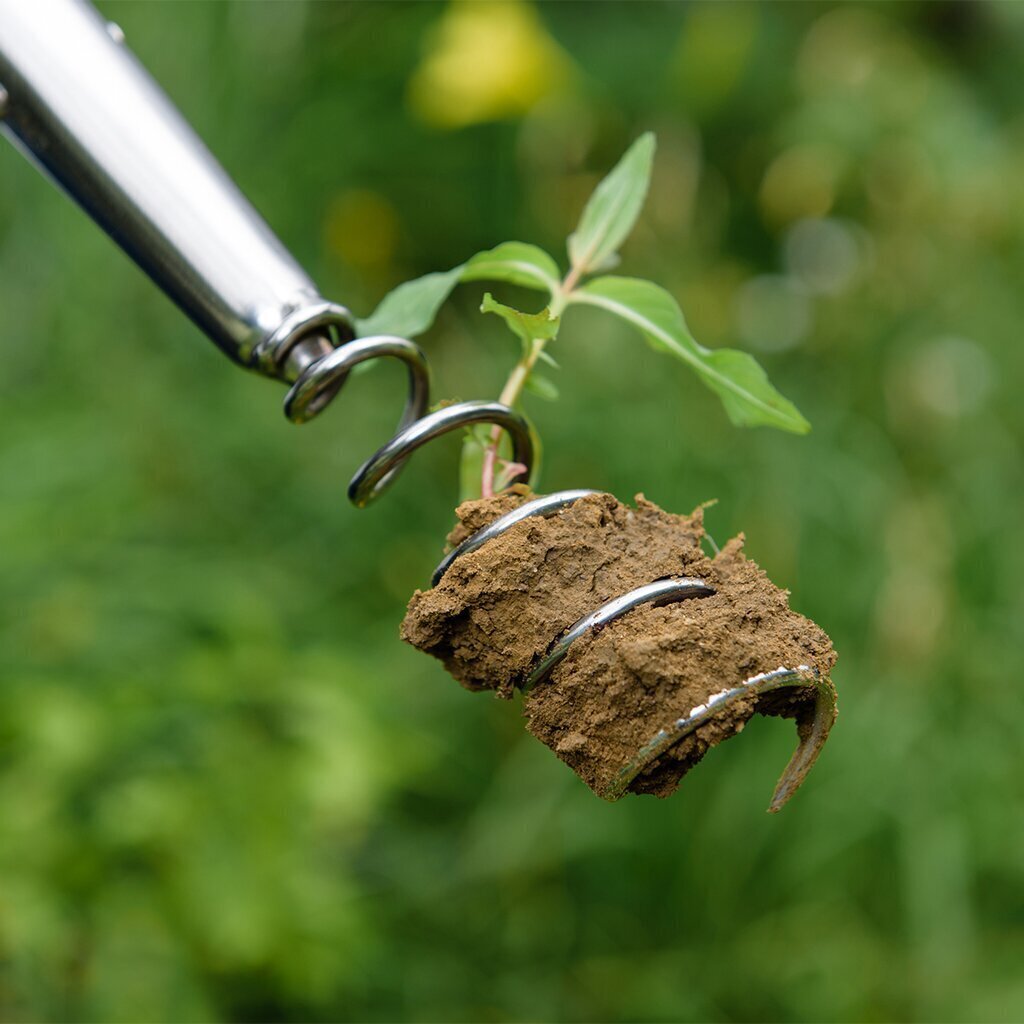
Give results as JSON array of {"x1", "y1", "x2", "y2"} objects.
[{"x1": 402, "y1": 491, "x2": 837, "y2": 800}]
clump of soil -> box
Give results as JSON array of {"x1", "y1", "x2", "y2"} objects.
[{"x1": 402, "y1": 491, "x2": 837, "y2": 802}]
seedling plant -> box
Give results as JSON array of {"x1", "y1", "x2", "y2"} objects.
[{"x1": 353, "y1": 133, "x2": 810, "y2": 501}]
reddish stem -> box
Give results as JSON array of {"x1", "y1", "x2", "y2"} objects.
[{"x1": 480, "y1": 425, "x2": 501, "y2": 498}]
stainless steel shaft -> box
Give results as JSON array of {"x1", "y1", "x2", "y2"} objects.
[
  {"x1": 0, "y1": 0, "x2": 352, "y2": 384},
  {"x1": 0, "y1": 0, "x2": 537, "y2": 502}
]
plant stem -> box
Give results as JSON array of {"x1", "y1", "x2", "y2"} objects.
[
  {"x1": 480, "y1": 270, "x2": 582, "y2": 498},
  {"x1": 481, "y1": 337, "x2": 545, "y2": 497},
  {"x1": 558, "y1": 265, "x2": 583, "y2": 301}
]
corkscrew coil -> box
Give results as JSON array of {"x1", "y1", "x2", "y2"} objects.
[
  {"x1": 285, "y1": 335, "x2": 834, "y2": 810},
  {"x1": 283, "y1": 332, "x2": 535, "y2": 508}
]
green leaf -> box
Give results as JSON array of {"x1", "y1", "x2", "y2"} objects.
[
  {"x1": 355, "y1": 266, "x2": 462, "y2": 338},
  {"x1": 567, "y1": 132, "x2": 656, "y2": 276},
  {"x1": 480, "y1": 293, "x2": 560, "y2": 344},
  {"x1": 356, "y1": 242, "x2": 561, "y2": 340},
  {"x1": 572, "y1": 277, "x2": 811, "y2": 434},
  {"x1": 523, "y1": 374, "x2": 559, "y2": 401},
  {"x1": 462, "y1": 242, "x2": 562, "y2": 295}
]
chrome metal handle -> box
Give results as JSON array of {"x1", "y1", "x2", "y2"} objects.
[
  {"x1": 0, "y1": 0, "x2": 538, "y2": 504},
  {"x1": 0, "y1": 0, "x2": 353, "y2": 385}
]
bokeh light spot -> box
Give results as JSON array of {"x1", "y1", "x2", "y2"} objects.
[
  {"x1": 734, "y1": 274, "x2": 812, "y2": 353},
  {"x1": 672, "y1": 4, "x2": 758, "y2": 115},
  {"x1": 759, "y1": 144, "x2": 844, "y2": 227},
  {"x1": 907, "y1": 336, "x2": 995, "y2": 419},
  {"x1": 797, "y1": 8, "x2": 887, "y2": 95},
  {"x1": 784, "y1": 217, "x2": 864, "y2": 296},
  {"x1": 325, "y1": 189, "x2": 399, "y2": 270}
]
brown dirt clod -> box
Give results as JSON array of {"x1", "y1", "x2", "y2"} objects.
[{"x1": 401, "y1": 491, "x2": 837, "y2": 803}]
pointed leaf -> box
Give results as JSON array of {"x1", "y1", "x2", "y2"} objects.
[
  {"x1": 572, "y1": 277, "x2": 810, "y2": 434},
  {"x1": 568, "y1": 133, "x2": 656, "y2": 275},
  {"x1": 480, "y1": 293, "x2": 560, "y2": 344},
  {"x1": 355, "y1": 266, "x2": 463, "y2": 338},
  {"x1": 356, "y1": 242, "x2": 561, "y2": 340},
  {"x1": 462, "y1": 242, "x2": 562, "y2": 295}
]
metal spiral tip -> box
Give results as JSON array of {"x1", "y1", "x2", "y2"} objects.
[
  {"x1": 522, "y1": 577, "x2": 716, "y2": 692},
  {"x1": 432, "y1": 489, "x2": 601, "y2": 585},
  {"x1": 284, "y1": 336, "x2": 535, "y2": 507}
]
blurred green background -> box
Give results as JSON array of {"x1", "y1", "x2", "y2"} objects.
[{"x1": 2, "y1": 1, "x2": 1023, "y2": 1021}]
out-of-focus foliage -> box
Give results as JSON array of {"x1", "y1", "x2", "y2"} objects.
[{"x1": 1, "y1": 1, "x2": 1022, "y2": 1021}]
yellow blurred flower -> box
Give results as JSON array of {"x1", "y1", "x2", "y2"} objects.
[{"x1": 409, "y1": 0, "x2": 574, "y2": 129}]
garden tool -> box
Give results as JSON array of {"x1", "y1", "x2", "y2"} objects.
[
  {"x1": 0, "y1": 0, "x2": 836, "y2": 809},
  {"x1": 0, "y1": 0, "x2": 530, "y2": 506}
]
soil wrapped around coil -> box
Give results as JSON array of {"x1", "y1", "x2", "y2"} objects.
[{"x1": 401, "y1": 490, "x2": 837, "y2": 803}]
